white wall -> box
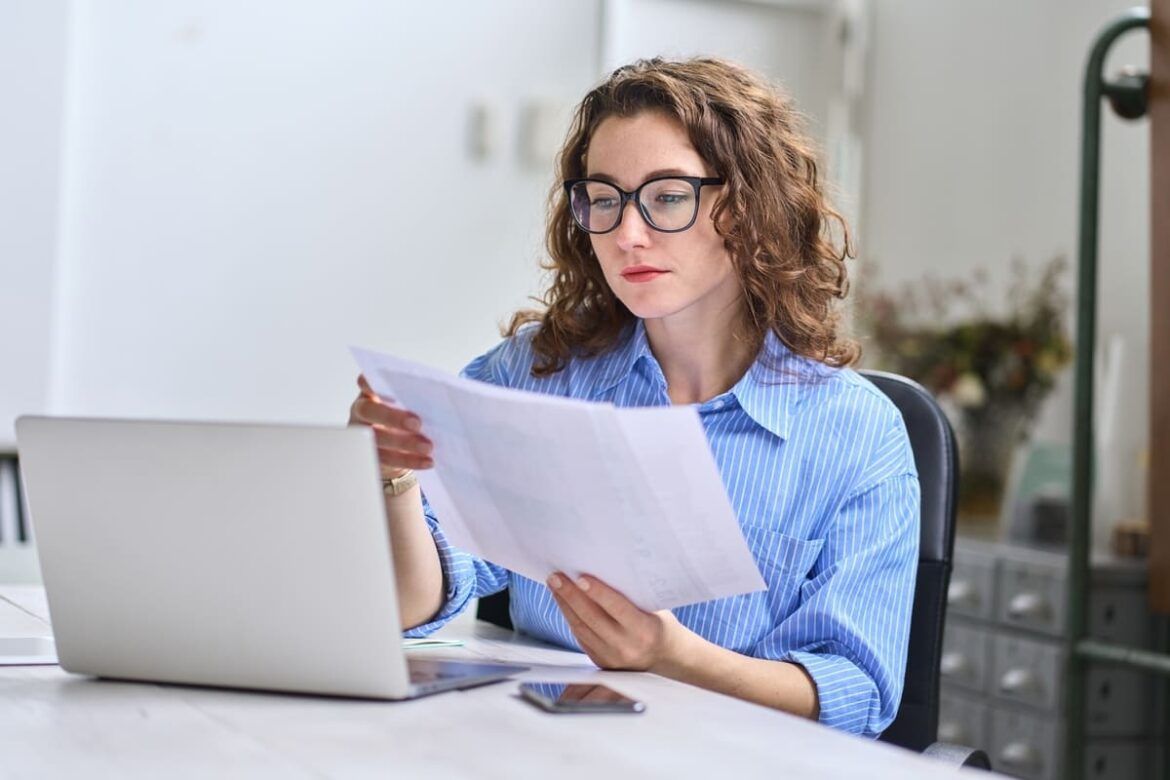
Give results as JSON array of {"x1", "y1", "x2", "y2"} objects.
[
  {"x1": 860, "y1": 0, "x2": 1152, "y2": 530},
  {"x1": 0, "y1": 1, "x2": 70, "y2": 448},
  {"x1": 602, "y1": 0, "x2": 834, "y2": 124},
  {"x1": 2, "y1": 1, "x2": 1156, "y2": 536},
  {"x1": 29, "y1": 0, "x2": 844, "y2": 433},
  {"x1": 49, "y1": 0, "x2": 601, "y2": 427}
]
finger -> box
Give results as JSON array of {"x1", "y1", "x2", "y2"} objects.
[
  {"x1": 573, "y1": 640, "x2": 610, "y2": 670},
  {"x1": 358, "y1": 374, "x2": 399, "y2": 405},
  {"x1": 562, "y1": 622, "x2": 609, "y2": 668},
  {"x1": 550, "y1": 589, "x2": 610, "y2": 659},
  {"x1": 564, "y1": 629, "x2": 607, "y2": 669},
  {"x1": 372, "y1": 426, "x2": 432, "y2": 455},
  {"x1": 573, "y1": 574, "x2": 645, "y2": 626},
  {"x1": 376, "y1": 448, "x2": 435, "y2": 471},
  {"x1": 352, "y1": 396, "x2": 423, "y2": 432},
  {"x1": 549, "y1": 574, "x2": 621, "y2": 644}
]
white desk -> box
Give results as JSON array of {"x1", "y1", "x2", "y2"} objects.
[{"x1": 0, "y1": 586, "x2": 980, "y2": 778}]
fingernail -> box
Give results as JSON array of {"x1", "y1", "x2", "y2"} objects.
[
  {"x1": 548, "y1": 574, "x2": 562, "y2": 590},
  {"x1": 404, "y1": 417, "x2": 421, "y2": 432},
  {"x1": 576, "y1": 577, "x2": 590, "y2": 592}
]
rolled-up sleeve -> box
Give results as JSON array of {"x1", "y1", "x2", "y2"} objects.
[
  {"x1": 752, "y1": 471, "x2": 920, "y2": 738},
  {"x1": 402, "y1": 340, "x2": 514, "y2": 637},
  {"x1": 403, "y1": 495, "x2": 510, "y2": 637}
]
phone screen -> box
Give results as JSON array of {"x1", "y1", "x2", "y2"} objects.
[{"x1": 519, "y1": 682, "x2": 646, "y2": 713}]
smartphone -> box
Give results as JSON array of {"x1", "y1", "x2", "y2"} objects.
[{"x1": 519, "y1": 681, "x2": 646, "y2": 714}]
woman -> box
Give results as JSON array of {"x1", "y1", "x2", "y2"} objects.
[{"x1": 349, "y1": 57, "x2": 919, "y2": 739}]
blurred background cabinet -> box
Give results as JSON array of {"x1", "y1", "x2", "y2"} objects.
[{"x1": 939, "y1": 539, "x2": 1165, "y2": 779}]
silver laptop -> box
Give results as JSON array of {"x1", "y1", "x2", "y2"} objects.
[{"x1": 14, "y1": 416, "x2": 527, "y2": 699}]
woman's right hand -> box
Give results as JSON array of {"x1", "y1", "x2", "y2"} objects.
[{"x1": 348, "y1": 375, "x2": 434, "y2": 478}]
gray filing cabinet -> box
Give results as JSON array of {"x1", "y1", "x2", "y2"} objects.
[{"x1": 940, "y1": 539, "x2": 1165, "y2": 780}]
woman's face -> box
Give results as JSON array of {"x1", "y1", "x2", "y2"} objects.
[{"x1": 584, "y1": 112, "x2": 740, "y2": 328}]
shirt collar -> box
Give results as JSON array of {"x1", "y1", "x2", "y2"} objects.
[
  {"x1": 588, "y1": 319, "x2": 658, "y2": 397},
  {"x1": 589, "y1": 322, "x2": 834, "y2": 441},
  {"x1": 729, "y1": 330, "x2": 837, "y2": 441}
]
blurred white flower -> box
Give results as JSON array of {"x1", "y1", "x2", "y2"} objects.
[{"x1": 950, "y1": 373, "x2": 987, "y2": 408}]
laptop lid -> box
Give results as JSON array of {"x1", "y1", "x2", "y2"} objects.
[{"x1": 15, "y1": 416, "x2": 417, "y2": 699}]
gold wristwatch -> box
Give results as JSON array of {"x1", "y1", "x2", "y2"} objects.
[{"x1": 382, "y1": 469, "x2": 419, "y2": 497}]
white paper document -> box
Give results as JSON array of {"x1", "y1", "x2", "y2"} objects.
[{"x1": 350, "y1": 346, "x2": 766, "y2": 611}]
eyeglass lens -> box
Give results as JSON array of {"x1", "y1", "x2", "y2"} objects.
[{"x1": 568, "y1": 179, "x2": 699, "y2": 233}]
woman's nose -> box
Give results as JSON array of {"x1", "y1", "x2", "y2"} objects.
[{"x1": 613, "y1": 200, "x2": 651, "y2": 250}]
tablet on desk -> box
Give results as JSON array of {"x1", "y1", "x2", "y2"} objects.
[{"x1": 0, "y1": 636, "x2": 57, "y2": 666}]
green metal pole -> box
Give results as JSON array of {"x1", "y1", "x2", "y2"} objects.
[{"x1": 1066, "y1": 9, "x2": 1150, "y2": 780}]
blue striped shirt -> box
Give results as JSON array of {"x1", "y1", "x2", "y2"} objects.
[{"x1": 405, "y1": 320, "x2": 920, "y2": 738}]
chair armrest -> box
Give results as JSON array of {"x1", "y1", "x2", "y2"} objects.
[{"x1": 922, "y1": 741, "x2": 992, "y2": 770}]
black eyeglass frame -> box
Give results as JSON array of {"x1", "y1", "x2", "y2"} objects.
[{"x1": 563, "y1": 175, "x2": 725, "y2": 234}]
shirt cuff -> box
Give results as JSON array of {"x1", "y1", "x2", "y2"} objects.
[{"x1": 786, "y1": 650, "x2": 884, "y2": 738}]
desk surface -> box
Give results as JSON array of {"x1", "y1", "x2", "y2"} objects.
[{"x1": 0, "y1": 586, "x2": 977, "y2": 778}]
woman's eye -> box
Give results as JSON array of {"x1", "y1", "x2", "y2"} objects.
[
  {"x1": 591, "y1": 197, "x2": 618, "y2": 209},
  {"x1": 656, "y1": 192, "x2": 692, "y2": 206}
]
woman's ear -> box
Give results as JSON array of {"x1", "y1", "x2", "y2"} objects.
[{"x1": 712, "y1": 196, "x2": 736, "y2": 236}]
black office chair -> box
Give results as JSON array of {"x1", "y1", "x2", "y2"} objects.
[
  {"x1": 477, "y1": 370, "x2": 989, "y2": 769},
  {"x1": 861, "y1": 370, "x2": 988, "y2": 769}
]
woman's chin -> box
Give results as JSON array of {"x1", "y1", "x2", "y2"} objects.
[
  {"x1": 612, "y1": 288, "x2": 676, "y2": 320},
  {"x1": 621, "y1": 301, "x2": 678, "y2": 321}
]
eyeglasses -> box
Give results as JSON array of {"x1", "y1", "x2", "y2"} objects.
[{"x1": 564, "y1": 176, "x2": 724, "y2": 234}]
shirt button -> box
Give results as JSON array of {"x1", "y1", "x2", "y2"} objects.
[{"x1": 712, "y1": 400, "x2": 725, "y2": 410}]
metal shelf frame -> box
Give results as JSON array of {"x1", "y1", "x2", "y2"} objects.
[{"x1": 1066, "y1": 7, "x2": 1169, "y2": 780}]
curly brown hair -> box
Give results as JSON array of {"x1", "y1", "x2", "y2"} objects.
[{"x1": 507, "y1": 56, "x2": 859, "y2": 376}]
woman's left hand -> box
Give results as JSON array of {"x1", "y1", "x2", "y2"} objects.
[{"x1": 547, "y1": 572, "x2": 687, "y2": 672}]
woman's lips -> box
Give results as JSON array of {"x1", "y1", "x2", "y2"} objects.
[{"x1": 620, "y1": 267, "x2": 667, "y2": 284}]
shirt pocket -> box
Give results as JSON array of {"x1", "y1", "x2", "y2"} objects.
[{"x1": 740, "y1": 527, "x2": 825, "y2": 619}]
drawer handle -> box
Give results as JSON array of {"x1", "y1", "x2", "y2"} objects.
[
  {"x1": 999, "y1": 741, "x2": 1042, "y2": 771},
  {"x1": 1007, "y1": 591, "x2": 1050, "y2": 621},
  {"x1": 999, "y1": 667, "x2": 1039, "y2": 695},
  {"x1": 937, "y1": 721, "x2": 966, "y2": 744},
  {"x1": 947, "y1": 580, "x2": 979, "y2": 608},
  {"x1": 940, "y1": 652, "x2": 970, "y2": 678}
]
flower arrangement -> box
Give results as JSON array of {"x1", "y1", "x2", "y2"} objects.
[{"x1": 856, "y1": 256, "x2": 1074, "y2": 517}]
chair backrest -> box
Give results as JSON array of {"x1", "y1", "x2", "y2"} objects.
[
  {"x1": 863, "y1": 370, "x2": 958, "y2": 751},
  {"x1": 477, "y1": 370, "x2": 958, "y2": 750}
]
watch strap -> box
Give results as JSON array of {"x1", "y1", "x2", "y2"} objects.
[{"x1": 382, "y1": 469, "x2": 419, "y2": 497}]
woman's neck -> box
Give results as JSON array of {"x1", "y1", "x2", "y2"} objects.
[{"x1": 644, "y1": 308, "x2": 758, "y2": 405}]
